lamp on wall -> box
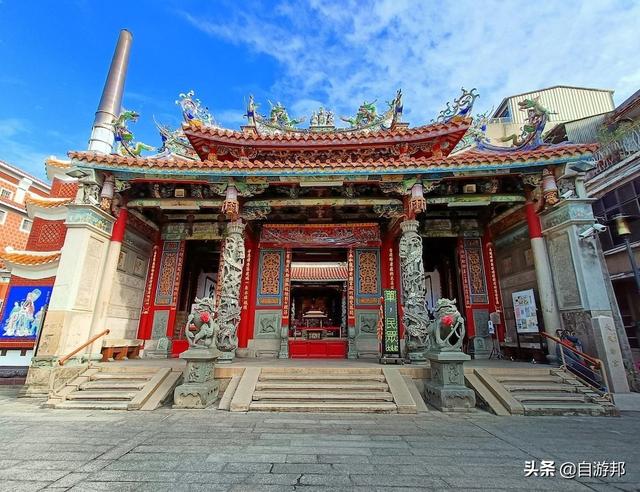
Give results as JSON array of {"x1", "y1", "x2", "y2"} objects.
[
  {"x1": 410, "y1": 182, "x2": 427, "y2": 215},
  {"x1": 221, "y1": 184, "x2": 239, "y2": 220},
  {"x1": 612, "y1": 214, "x2": 640, "y2": 294}
]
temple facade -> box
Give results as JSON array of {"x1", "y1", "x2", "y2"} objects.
[{"x1": 2, "y1": 31, "x2": 637, "y2": 394}]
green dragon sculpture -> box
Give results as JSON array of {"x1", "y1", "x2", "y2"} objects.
[
  {"x1": 478, "y1": 97, "x2": 553, "y2": 151},
  {"x1": 341, "y1": 100, "x2": 378, "y2": 127},
  {"x1": 113, "y1": 110, "x2": 155, "y2": 157}
]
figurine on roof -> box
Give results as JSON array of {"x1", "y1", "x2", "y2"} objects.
[
  {"x1": 267, "y1": 101, "x2": 305, "y2": 129},
  {"x1": 435, "y1": 88, "x2": 479, "y2": 124},
  {"x1": 176, "y1": 90, "x2": 216, "y2": 127},
  {"x1": 112, "y1": 110, "x2": 155, "y2": 157},
  {"x1": 476, "y1": 97, "x2": 554, "y2": 152},
  {"x1": 341, "y1": 99, "x2": 378, "y2": 128}
]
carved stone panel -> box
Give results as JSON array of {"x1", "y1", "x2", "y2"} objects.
[
  {"x1": 355, "y1": 310, "x2": 379, "y2": 338},
  {"x1": 472, "y1": 309, "x2": 490, "y2": 337},
  {"x1": 546, "y1": 233, "x2": 581, "y2": 309},
  {"x1": 254, "y1": 310, "x2": 282, "y2": 339},
  {"x1": 151, "y1": 310, "x2": 170, "y2": 339},
  {"x1": 75, "y1": 236, "x2": 105, "y2": 310}
]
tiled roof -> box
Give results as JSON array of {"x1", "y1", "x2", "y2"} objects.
[
  {"x1": 25, "y1": 195, "x2": 74, "y2": 208},
  {"x1": 0, "y1": 248, "x2": 61, "y2": 266},
  {"x1": 183, "y1": 118, "x2": 471, "y2": 145},
  {"x1": 68, "y1": 143, "x2": 596, "y2": 173},
  {"x1": 291, "y1": 264, "x2": 348, "y2": 281},
  {"x1": 45, "y1": 156, "x2": 72, "y2": 169}
]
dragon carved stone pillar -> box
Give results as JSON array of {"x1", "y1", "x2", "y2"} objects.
[
  {"x1": 215, "y1": 221, "x2": 246, "y2": 363},
  {"x1": 398, "y1": 220, "x2": 430, "y2": 362}
]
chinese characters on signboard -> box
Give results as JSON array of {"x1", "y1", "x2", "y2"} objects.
[
  {"x1": 512, "y1": 289, "x2": 539, "y2": 334},
  {"x1": 383, "y1": 289, "x2": 400, "y2": 356}
]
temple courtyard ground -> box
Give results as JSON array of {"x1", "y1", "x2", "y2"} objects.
[{"x1": 0, "y1": 386, "x2": 638, "y2": 492}]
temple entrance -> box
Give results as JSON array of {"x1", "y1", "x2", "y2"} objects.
[
  {"x1": 173, "y1": 240, "x2": 221, "y2": 353},
  {"x1": 288, "y1": 250, "x2": 348, "y2": 358},
  {"x1": 422, "y1": 238, "x2": 461, "y2": 314}
]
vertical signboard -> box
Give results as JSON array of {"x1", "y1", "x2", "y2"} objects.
[{"x1": 382, "y1": 289, "x2": 400, "y2": 356}]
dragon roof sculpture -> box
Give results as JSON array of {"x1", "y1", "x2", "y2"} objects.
[{"x1": 476, "y1": 97, "x2": 555, "y2": 152}]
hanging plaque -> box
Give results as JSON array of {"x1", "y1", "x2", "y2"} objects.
[{"x1": 382, "y1": 289, "x2": 401, "y2": 356}]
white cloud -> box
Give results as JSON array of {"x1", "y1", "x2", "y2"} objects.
[
  {"x1": 179, "y1": 0, "x2": 640, "y2": 125},
  {"x1": 0, "y1": 118, "x2": 52, "y2": 179}
]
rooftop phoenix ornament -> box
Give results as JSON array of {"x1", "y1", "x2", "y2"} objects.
[
  {"x1": 435, "y1": 88, "x2": 479, "y2": 123},
  {"x1": 176, "y1": 90, "x2": 216, "y2": 127}
]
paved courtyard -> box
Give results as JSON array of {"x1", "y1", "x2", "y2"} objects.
[{"x1": 0, "y1": 387, "x2": 638, "y2": 492}]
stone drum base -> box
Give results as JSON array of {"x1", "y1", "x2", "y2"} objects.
[
  {"x1": 173, "y1": 348, "x2": 220, "y2": 409},
  {"x1": 424, "y1": 351, "x2": 476, "y2": 412},
  {"x1": 174, "y1": 380, "x2": 219, "y2": 409}
]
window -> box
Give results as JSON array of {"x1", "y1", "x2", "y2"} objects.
[
  {"x1": 0, "y1": 210, "x2": 6, "y2": 225},
  {"x1": 20, "y1": 218, "x2": 32, "y2": 233},
  {"x1": 0, "y1": 188, "x2": 13, "y2": 200},
  {"x1": 593, "y1": 182, "x2": 640, "y2": 251}
]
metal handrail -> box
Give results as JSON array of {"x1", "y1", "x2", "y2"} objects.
[
  {"x1": 58, "y1": 329, "x2": 110, "y2": 366},
  {"x1": 540, "y1": 332, "x2": 611, "y2": 400}
]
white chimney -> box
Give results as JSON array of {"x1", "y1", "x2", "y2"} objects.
[{"x1": 87, "y1": 29, "x2": 133, "y2": 154}]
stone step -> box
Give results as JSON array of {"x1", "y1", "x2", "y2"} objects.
[
  {"x1": 254, "y1": 381, "x2": 389, "y2": 391},
  {"x1": 252, "y1": 390, "x2": 394, "y2": 401},
  {"x1": 522, "y1": 403, "x2": 606, "y2": 416},
  {"x1": 79, "y1": 380, "x2": 147, "y2": 391},
  {"x1": 260, "y1": 368, "x2": 382, "y2": 375},
  {"x1": 90, "y1": 373, "x2": 153, "y2": 381},
  {"x1": 503, "y1": 383, "x2": 579, "y2": 393},
  {"x1": 54, "y1": 400, "x2": 130, "y2": 410},
  {"x1": 66, "y1": 391, "x2": 136, "y2": 401},
  {"x1": 259, "y1": 374, "x2": 386, "y2": 382},
  {"x1": 249, "y1": 401, "x2": 397, "y2": 413},
  {"x1": 512, "y1": 393, "x2": 587, "y2": 403},
  {"x1": 496, "y1": 375, "x2": 562, "y2": 383}
]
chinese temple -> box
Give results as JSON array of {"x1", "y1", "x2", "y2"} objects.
[{"x1": 3, "y1": 30, "x2": 636, "y2": 399}]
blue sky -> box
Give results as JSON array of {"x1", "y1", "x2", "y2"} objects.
[{"x1": 1, "y1": 0, "x2": 639, "y2": 179}]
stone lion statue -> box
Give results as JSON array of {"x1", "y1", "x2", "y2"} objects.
[
  {"x1": 185, "y1": 296, "x2": 218, "y2": 349},
  {"x1": 428, "y1": 298, "x2": 465, "y2": 352}
]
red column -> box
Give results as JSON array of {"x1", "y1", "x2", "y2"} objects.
[
  {"x1": 525, "y1": 201, "x2": 543, "y2": 239},
  {"x1": 137, "y1": 232, "x2": 161, "y2": 340},
  {"x1": 281, "y1": 249, "x2": 292, "y2": 328},
  {"x1": 238, "y1": 234, "x2": 255, "y2": 348},
  {"x1": 166, "y1": 241, "x2": 186, "y2": 346},
  {"x1": 111, "y1": 207, "x2": 128, "y2": 242},
  {"x1": 244, "y1": 237, "x2": 260, "y2": 348},
  {"x1": 347, "y1": 248, "x2": 356, "y2": 329},
  {"x1": 457, "y1": 238, "x2": 475, "y2": 338},
  {"x1": 482, "y1": 230, "x2": 505, "y2": 342}
]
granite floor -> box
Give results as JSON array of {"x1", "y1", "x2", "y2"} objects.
[{"x1": 0, "y1": 386, "x2": 638, "y2": 491}]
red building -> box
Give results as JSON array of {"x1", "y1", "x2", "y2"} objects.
[{"x1": 6, "y1": 31, "x2": 637, "y2": 404}]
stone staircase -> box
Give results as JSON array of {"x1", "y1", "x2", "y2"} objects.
[
  {"x1": 466, "y1": 367, "x2": 618, "y2": 416},
  {"x1": 227, "y1": 367, "x2": 420, "y2": 413},
  {"x1": 44, "y1": 365, "x2": 181, "y2": 410}
]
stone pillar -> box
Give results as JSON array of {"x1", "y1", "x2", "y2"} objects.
[
  {"x1": 215, "y1": 221, "x2": 246, "y2": 363},
  {"x1": 540, "y1": 199, "x2": 638, "y2": 389},
  {"x1": 24, "y1": 204, "x2": 115, "y2": 396},
  {"x1": 591, "y1": 316, "x2": 630, "y2": 393},
  {"x1": 398, "y1": 220, "x2": 429, "y2": 362},
  {"x1": 278, "y1": 249, "x2": 292, "y2": 359},
  {"x1": 87, "y1": 207, "x2": 128, "y2": 354},
  {"x1": 525, "y1": 200, "x2": 560, "y2": 358}
]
